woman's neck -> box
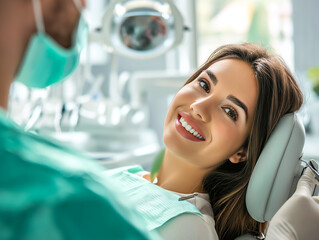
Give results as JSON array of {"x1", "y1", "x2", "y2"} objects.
[{"x1": 156, "y1": 149, "x2": 212, "y2": 194}]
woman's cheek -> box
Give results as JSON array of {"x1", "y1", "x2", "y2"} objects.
[
  {"x1": 177, "y1": 85, "x2": 199, "y2": 99},
  {"x1": 213, "y1": 118, "x2": 238, "y2": 147}
]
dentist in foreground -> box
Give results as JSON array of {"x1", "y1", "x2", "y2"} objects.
[
  {"x1": 0, "y1": 1, "x2": 318, "y2": 240},
  {"x1": 0, "y1": 0, "x2": 157, "y2": 239}
]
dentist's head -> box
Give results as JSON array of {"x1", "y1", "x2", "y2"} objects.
[
  {"x1": 0, "y1": 0, "x2": 87, "y2": 109},
  {"x1": 162, "y1": 43, "x2": 303, "y2": 239}
]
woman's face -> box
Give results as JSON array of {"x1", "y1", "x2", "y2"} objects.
[{"x1": 163, "y1": 59, "x2": 258, "y2": 169}]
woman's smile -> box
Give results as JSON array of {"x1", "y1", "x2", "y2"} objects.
[
  {"x1": 175, "y1": 112, "x2": 206, "y2": 142},
  {"x1": 163, "y1": 58, "x2": 258, "y2": 168}
]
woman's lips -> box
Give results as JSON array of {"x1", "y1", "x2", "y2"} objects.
[
  {"x1": 179, "y1": 112, "x2": 206, "y2": 139},
  {"x1": 175, "y1": 112, "x2": 206, "y2": 142}
]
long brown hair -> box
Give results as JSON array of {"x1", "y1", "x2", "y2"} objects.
[{"x1": 184, "y1": 43, "x2": 303, "y2": 239}]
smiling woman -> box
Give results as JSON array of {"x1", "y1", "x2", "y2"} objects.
[
  {"x1": 164, "y1": 58, "x2": 257, "y2": 171},
  {"x1": 156, "y1": 43, "x2": 303, "y2": 239}
]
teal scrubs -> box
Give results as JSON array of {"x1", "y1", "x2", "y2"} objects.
[{"x1": 0, "y1": 109, "x2": 158, "y2": 240}]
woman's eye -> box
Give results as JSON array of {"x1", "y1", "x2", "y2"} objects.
[
  {"x1": 223, "y1": 107, "x2": 238, "y2": 121},
  {"x1": 198, "y1": 79, "x2": 210, "y2": 93}
]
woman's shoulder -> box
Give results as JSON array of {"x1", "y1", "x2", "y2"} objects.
[
  {"x1": 176, "y1": 192, "x2": 214, "y2": 217},
  {"x1": 155, "y1": 212, "x2": 219, "y2": 240}
]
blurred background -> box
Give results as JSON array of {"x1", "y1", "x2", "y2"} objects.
[{"x1": 8, "y1": 0, "x2": 319, "y2": 170}]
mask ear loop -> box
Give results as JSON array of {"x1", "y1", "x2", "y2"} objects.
[
  {"x1": 72, "y1": 0, "x2": 84, "y2": 12},
  {"x1": 32, "y1": 0, "x2": 45, "y2": 33}
]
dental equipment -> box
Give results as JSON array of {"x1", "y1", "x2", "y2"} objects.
[
  {"x1": 24, "y1": 99, "x2": 43, "y2": 131},
  {"x1": 236, "y1": 113, "x2": 306, "y2": 240},
  {"x1": 92, "y1": 0, "x2": 184, "y2": 59}
]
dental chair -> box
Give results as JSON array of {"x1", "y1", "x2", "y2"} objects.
[{"x1": 236, "y1": 113, "x2": 307, "y2": 239}]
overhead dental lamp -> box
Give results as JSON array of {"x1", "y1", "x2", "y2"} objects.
[{"x1": 96, "y1": 0, "x2": 184, "y2": 59}]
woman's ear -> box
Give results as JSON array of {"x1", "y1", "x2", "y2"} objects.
[{"x1": 229, "y1": 148, "x2": 247, "y2": 164}]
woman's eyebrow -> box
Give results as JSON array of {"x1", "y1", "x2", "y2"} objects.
[
  {"x1": 227, "y1": 95, "x2": 248, "y2": 122},
  {"x1": 204, "y1": 70, "x2": 218, "y2": 85},
  {"x1": 203, "y1": 70, "x2": 248, "y2": 122}
]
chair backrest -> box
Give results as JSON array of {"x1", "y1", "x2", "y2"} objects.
[{"x1": 246, "y1": 113, "x2": 305, "y2": 222}]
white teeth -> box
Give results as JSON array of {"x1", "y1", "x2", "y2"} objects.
[{"x1": 179, "y1": 116, "x2": 204, "y2": 140}]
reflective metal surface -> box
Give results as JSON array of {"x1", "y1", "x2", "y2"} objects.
[
  {"x1": 101, "y1": 0, "x2": 183, "y2": 58},
  {"x1": 119, "y1": 14, "x2": 168, "y2": 51}
]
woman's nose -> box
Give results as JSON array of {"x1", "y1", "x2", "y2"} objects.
[{"x1": 189, "y1": 98, "x2": 213, "y2": 122}]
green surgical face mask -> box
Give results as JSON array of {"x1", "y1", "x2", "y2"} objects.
[{"x1": 14, "y1": 0, "x2": 88, "y2": 88}]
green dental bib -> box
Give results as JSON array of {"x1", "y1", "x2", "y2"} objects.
[{"x1": 106, "y1": 166, "x2": 203, "y2": 230}]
